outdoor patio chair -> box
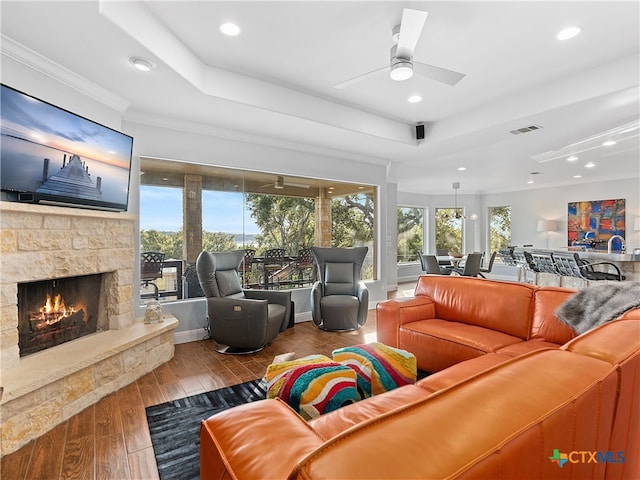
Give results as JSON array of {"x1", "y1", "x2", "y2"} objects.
[{"x1": 140, "y1": 251, "x2": 165, "y2": 300}]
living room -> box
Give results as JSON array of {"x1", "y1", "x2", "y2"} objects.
[{"x1": 1, "y1": 1, "x2": 639, "y2": 478}]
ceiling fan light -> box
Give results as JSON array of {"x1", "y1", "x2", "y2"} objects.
[{"x1": 390, "y1": 63, "x2": 413, "y2": 81}]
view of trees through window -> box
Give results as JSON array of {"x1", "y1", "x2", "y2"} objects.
[
  {"x1": 397, "y1": 207, "x2": 424, "y2": 263},
  {"x1": 435, "y1": 208, "x2": 463, "y2": 254},
  {"x1": 489, "y1": 206, "x2": 512, "y2": 259},
  {"x1": 139, "y1": 165, "x2": 376, "y2": 301}
]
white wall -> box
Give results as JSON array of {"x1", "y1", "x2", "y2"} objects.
[{"x1": 482, "y1": 179, "x2": 640, "y2": 251}]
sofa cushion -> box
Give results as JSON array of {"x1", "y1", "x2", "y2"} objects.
[
  {"x1": 562, "y1": 318, "x2": 640, "y2": 365},
  {"x1": 530, "y1": 287, "x2": 577, "y2": 343},
  {"x1": 414, "y1": 276, "x2": 536, "y2": 339},
  {"x1": 399, "y1": 319, "x2": 523, "y2": 372},
  {"x1": 495, "y1": 340, "x2": 561, "y2": 357}
]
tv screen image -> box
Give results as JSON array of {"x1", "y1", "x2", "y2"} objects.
[{"x1": 1, "y1": 84, "x2": 133, "y2": 211}]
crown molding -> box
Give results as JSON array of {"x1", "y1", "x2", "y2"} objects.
[{"x1": 1, "y1": 34, "x2": 130, "y2": 112}]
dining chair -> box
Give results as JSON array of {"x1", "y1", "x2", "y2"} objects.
[
  {"x1": 452, "y1": 252, "x2": 483, "y2": 277},
  {"x1": 421, "y1": 254, "x2": 453, "y2": 275},
  {"x1": 436, "y1": 248, "x2": 453, "y2": 267},
  {"x1": 478, "y1": 251, "x2": 497, "y2": 278}
]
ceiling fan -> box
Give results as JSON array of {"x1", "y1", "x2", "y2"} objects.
[
  {"x1": 333, "y1": 8, "x2": 466, "y2": 89},
  {"x1": 260, "y1": 175, "x2": 311, "y2": 189}
]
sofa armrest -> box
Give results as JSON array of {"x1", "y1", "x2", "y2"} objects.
[
  {"x1": 200, "y1": 398, "x2": 325, "y2": 480},
  {"x1": 376, "y1": 297, "x2": 436, "y2": 347}
]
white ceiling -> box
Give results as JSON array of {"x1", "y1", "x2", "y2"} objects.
[{"x1": 1, "y1": 1, "x2": 639, "y2": 194}]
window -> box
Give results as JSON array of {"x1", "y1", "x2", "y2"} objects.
[
  {"x1": 397, "y1": 207, "x2": 424, "y2": 263},
  {"x1": 139, "y1": 160, "x2": 377, "y2": 302},
  {"x1": 435, "y1": 208, "x2": 463, "y2": 254},
  {"x1": 488, "y1": 206, "x2": 512, "y2": 260}
]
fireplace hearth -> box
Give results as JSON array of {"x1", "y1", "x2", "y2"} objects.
[{"x1": 18, "y1": 274, "x2": 103, "y2": 357}]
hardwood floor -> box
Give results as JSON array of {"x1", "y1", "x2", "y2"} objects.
[{"x1": 1, "y1": 283, "x2": 415, "y2": 480}]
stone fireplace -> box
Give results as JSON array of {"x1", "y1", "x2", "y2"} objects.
[
  {"x1": 0, "y1": 202, "x2": 178, "y2": 456},
  {"x1": 18, "y1": 273, "x2": 104, "y2": 356}
]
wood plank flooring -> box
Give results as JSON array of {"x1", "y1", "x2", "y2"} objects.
[{"x1": 1, "y1": 283, "x2": 416, "y2": 480}]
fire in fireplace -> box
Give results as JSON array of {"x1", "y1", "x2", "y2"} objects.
[{"x1": 18, "y1": 274, "x2": 103, "y2": 357}]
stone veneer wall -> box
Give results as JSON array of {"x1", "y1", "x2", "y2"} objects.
[{"x1": 0, "y1": 202, "x2": 177, "y2": 456}]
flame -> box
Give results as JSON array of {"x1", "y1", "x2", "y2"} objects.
[{"x1": 31, "y1": 293, "x2": 77, "y2": 327}]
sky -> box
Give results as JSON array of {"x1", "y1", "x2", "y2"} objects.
[{"x1": 139, "y1": 185, "x2": 259, "y2": 233}]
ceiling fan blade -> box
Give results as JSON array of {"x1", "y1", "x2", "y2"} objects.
[
  {"x1": 333, "y1": 65, "x2": 388, "y2": 89},
  {"x1": 413, "y1": 61, "x2": 466, "y2": 86},
  {"x1": 396, "y1": 8, "x2": 428, "y2": 59},
  {"x1": 283, "y1": 181, "x2": 311, "y2": 188}
]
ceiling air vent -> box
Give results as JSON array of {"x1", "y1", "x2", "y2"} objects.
[{"x1": 510, "y1": 124, "x2": 543, "y2": 135}]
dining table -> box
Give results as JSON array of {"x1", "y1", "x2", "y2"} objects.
[{"x1": 436, "y1": 255, "x2": 467, "y2": 269}]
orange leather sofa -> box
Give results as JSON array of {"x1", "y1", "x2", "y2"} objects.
[
  {"x1": 376, "y1": 275, "x2": 579, "y2": 373},
  {"x1": 200, "y1": 276, "x2": 640, "y2": 479}
]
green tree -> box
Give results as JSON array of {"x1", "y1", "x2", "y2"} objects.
[
  {"x1": 245, "y1": 194, "x2": 315, "y2": 254},
  {"x1": 397, "y1": 207, "x2": 423, "y2": 262},
  {"x1": 331, "y1": 193, "x2": 374, "y2": 248},
  {"x1": 140, "y1": 229, "x2": 182, "y2": 259},
  {"x1": 202, "y1": 231, "x2": 239, "y2": 252},
  {"x1": 435, "y1": 209, "x2": 463, "y2": 253},
  {"x1": 489, "y1": 206, "x2": 512, "y2": 253}
]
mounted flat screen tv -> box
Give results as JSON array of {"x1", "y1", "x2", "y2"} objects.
[{"x1": 1, "y1": 84, "x2": 133, "y2": 212}]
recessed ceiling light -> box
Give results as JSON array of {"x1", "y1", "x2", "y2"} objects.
[
  {"x1": 566, "y1": 155, "x2": 579, "y2": 162},
  {"x1": 408, "y1": 95, "x2": 422, "y2": 103},
  {"x1": 457, "y1": 167, "x2": 466, "y2": 171},
  {"x1": 573, "y1": 174, "x2": 582, "y2": 178},
  {"x1": 220, "y1": 22, "x2": 240, "y2": 36},
  {"x1": 556, "y1": 26, "x2": 581, "y2": 40},
  {"x1": 129, "y1": 57, "x2": 156, "y2": 72},
  {"x1": 527, "y1": 179, "x2": 534, "y2": 184},
  {"x1": 585, "y1": 162, "x2": 596, "y2": 168},
  {"x1": 602, "y1": 140, "x2": 617, "y2": 146}
]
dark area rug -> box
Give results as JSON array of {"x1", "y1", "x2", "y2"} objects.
[
  {"x1": 145, "y1": 379, "x2": 267, "y2": 480},
  {"x1": 146, "y1": 370, "x2": 430, "y2": 479}
]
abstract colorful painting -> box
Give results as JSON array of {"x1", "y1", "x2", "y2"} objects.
[{"x1": 567, "y1": 198, "x2": 625, "y2": 249}]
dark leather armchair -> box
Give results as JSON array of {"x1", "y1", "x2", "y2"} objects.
[
  {"x1": 196, "y1": 250, "x2": 292, "y2": 354},
  {"x1": 310, "y1": 247, "x2": 369, "y2": 331}
]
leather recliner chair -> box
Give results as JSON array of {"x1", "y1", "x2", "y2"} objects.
[
  {"x1": 196, "y1": 250, "x2": 292, "y2": 354},
  {"x1": 310, "y1": 247, "x2": 369, "y2": 331}
]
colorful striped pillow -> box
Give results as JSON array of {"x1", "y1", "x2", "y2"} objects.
[
  {"x1": 265, "y1": 354, "x2": 358, "y2": 420},
  {"x1": 332, "y1": 342, "x2": 417, "y2": 399}
]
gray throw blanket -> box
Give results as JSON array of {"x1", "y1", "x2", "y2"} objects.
[{"x1": 555, "y1": 282, "x2": 640, "y2": 334}]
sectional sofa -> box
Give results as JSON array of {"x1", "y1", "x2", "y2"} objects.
[{"x1": 199, "y1": 276, "x2": 640, "y2": 479}]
